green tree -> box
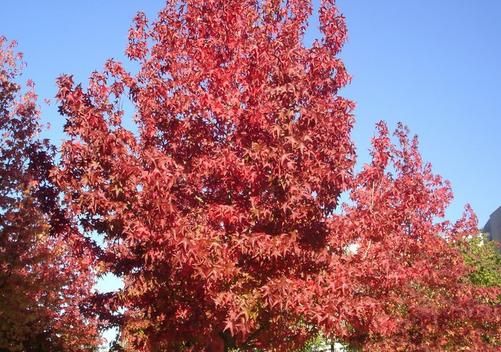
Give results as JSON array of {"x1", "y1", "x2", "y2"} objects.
[{"x1": 461, "y1": 234, "x2": 501, "y2": 288}]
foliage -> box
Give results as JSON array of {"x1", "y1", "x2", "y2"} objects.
[
  {"x1": 295, "y1": 334, "x2": 333, "y2": 352},
  {"x1": 53, "y1": 1, "x2": 500, "y2": 351},
  {"x1": 334, "y1": 125, "x2": 500, "y2": 351},
  {"x1": 0, "y1": 37, "x2": 100, "y2": 351},
  {"x1": 461, "y1": 234, "x2": 501, "y2": 288},
  {"x1": 454, "y1": 234, "x2": 501, "y2": 347}
]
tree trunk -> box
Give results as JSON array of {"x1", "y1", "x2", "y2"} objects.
[{"x1": 220, "y1": 331, "x2": 236, "y2": 352}]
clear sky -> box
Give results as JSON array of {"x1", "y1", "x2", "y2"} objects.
[
  {"x1": 2, "y1": 0, "x2": 500, "y2": 274},
  {"x1": 2, "y1": 1, "x2": 500, "y2": 347}
]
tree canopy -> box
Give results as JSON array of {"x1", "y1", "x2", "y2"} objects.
[
  {"x1": 0, "y1": 36, "x2": 100, "y2": 352},
  {"x1": 54, "y1": 1, "x2": 500, "y2": 351},
  {"x1": 0, "y1": 1, "x2": 499, "y2": 351}
]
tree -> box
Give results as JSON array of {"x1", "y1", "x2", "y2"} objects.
[
  {"x1": 54, "y1": 1, "x2": 500, "y2": 351},
  {"x1": 0, "y1": 36, "x2": 100, "y2": 351},
  {"x1": 461, "y1": 234, "x2": 501, "y2": 289},
  {"x1": 322, "y1": 123, "x2": 500, "y2": 351}
]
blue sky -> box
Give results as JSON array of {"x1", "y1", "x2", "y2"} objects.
[
  {"x1": 2, "y1": 1, "x2": 500, "y2": 346},
  {"x1": 2, "y1": 1, "x2": 500, "y2": 248}
]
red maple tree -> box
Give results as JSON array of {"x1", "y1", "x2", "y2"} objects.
[
  {"x1": 54, "y1": 1, "x2": 500, "y2": 351},
  {"x1": 0, "y1": 37, "x2": 100, "y2": 351},
  {"x1": 298, "y1": 122, "x2": 500, "y2": 350}
]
